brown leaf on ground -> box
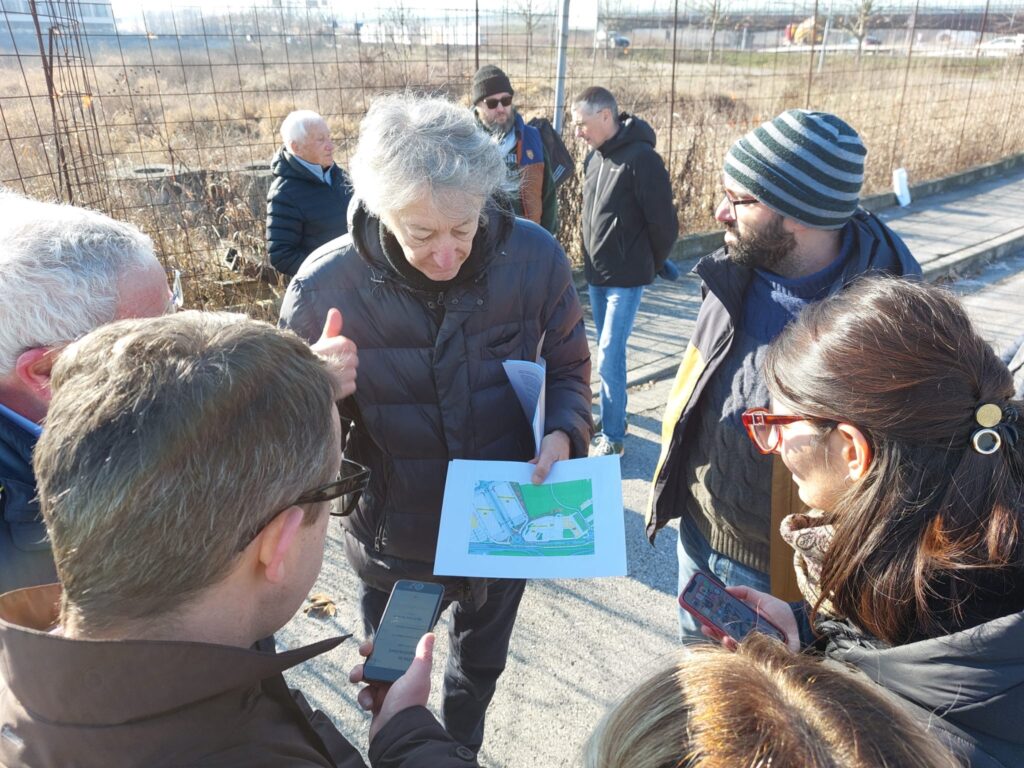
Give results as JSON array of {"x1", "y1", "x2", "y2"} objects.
[{"x1": 303, "y1": 592, "x2": 337, "y2": 619}]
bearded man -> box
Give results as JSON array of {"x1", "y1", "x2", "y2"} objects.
[
  {"x1": 644, "y1": 110, "x2": 921, "y2": 639},
  {"x1": 471, "y1": 65, "x2": 557, "y2": 234}
]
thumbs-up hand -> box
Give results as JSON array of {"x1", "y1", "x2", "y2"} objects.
[{"x1": 310, "y1": 307, "x2": 358, "y2": 400}]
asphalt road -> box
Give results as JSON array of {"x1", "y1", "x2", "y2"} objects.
[{"x1": 277, "y1": 250, "x2": 1024, "y2": 768}]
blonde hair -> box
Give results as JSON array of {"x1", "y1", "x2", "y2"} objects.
[{"x1": 584, "y1": 635, "x2": 959, "y2": 768}]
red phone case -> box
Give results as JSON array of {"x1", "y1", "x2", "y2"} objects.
[{"x1": 678, "y1": 573, "x2": 787, "y2": 644}]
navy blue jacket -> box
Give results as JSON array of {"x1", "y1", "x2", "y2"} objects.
[
  {"x1": 0, "y1": 409, "x2": 55, "y2": 592},
  {"x1": 266, "y1": 148, "x2": 353, "y2": 277}
]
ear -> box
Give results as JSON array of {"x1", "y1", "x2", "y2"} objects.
[
  {"x1": 835, "y1": 423, "x2": 873, "y2": 482},
  {"x1": 782, "y1": 216, "x2": 810, "y2": 236},
  {"x1": 255, "y1": 506, "x2": 305, "y2": 585},
  {"x1": 14, "y1": 347, "x2": 59, "y2": 403}
]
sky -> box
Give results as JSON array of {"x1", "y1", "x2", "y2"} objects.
[
  {"x1": 104, "y1": 0, "x2": 1015, "y2": 36},
  {"x1": 107, "y1": 0, "x2": 1010, "y2": 19}
]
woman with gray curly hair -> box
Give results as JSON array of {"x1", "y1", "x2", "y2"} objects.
[{"x1": 280, "y1": 93, "x2": 592, "y2": 754}]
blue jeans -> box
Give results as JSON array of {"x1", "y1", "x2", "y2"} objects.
[
  {"x1": 588, "y1": 284, "x2": 644, "y2": 443},
  {"x1": 676, "y1": 513, "x2": 770, "y2": 641}
]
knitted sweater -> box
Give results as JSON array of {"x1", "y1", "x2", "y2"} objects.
[{"x1": 677, "y1": 237, "x2": 849, "y2": 572}]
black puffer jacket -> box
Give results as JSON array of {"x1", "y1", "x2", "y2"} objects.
[
  {"x1": 279, "y1": 201, "x2": 592, "y2": 600},
  {"x1": 266, "y1": 147, "x2": 353, "y2": 276},
  {"x1": 581, "y1": 114, "x2": 678, "y2": 287},
  {"x1": 819, "y1": 610, "x2": 1024, "y2": 767}
]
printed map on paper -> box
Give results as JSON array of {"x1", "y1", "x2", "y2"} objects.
[{"x1": 468, "y1": 479, "x2": 594, "y2": 557}]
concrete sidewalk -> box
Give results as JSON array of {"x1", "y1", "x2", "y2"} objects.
[{"x1": 588, "y1": 167, "x2": 1024, "y2": 399}]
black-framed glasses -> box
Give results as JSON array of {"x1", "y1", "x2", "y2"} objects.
[
  {"x1": 237, "y1": 457, "x2": 371, "y2": 551},
  {"x1": 722, "y1": 192, "x2": 759, "y2": 219},
  {"x1": 483, "y1": 95, "x2": 513, "y2": 109},
  {"x1": 296, "y1": 457, "x2": 371, "y2": 517}
]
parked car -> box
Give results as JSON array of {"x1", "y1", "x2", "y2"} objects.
[
  {"x1": 979, "y1": 34, "x2": 1024, "y2": 57},
  {"x1": 846, "y1": 34, "x2": 883, "y2": 47}
]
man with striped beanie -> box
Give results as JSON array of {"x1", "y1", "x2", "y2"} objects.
[{"x1": 645, "y1": 110, "x2": 922, "y2": 640}]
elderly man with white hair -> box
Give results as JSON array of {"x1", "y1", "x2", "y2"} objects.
[
  {"x1": 267, "y1": 109, "x2": 354, "y2": 277},
  {"x1": 0, "y1": 191, "x2": 173, "y2": 593},
  {"x1": 0, "y1": 191, "x2": 358, "y2": 596},
  {"x1": 280, "y1": 94, "x2": 592, "y2": 755}
]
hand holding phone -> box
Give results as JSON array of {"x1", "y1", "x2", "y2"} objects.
[
  {"x1": 679, "y1": 572, "x2": 789, "y2": 645},
  {"x1": 362, "y1": 580, "x2": 445, "y2": 683},
  {"x1": 351, "y1": 632, "x2": 436, "y2": 741}
]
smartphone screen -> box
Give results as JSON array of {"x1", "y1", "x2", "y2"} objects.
[
  {"x1": 679, "y1": 572, "x2": 787, "y2": 644},
  {"x1": 363, "y1": 580, "x2": 445, "y2": 683}
]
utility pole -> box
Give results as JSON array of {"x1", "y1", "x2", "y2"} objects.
[
  {"x1": 817, "y1": 0, "x2": 835, "y2": 73},
  {"x1": 553, "y1": 0, "x2": 571, "y2": 134}
]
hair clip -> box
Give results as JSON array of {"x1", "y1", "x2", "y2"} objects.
[
  {"x1": 975, "y1": 403, "x2": 1002, "y2": 428},
  {"x1": 971, "y1": 402, "x2": 1020, "y2": 454},
  {"x1": 972, "y1": 428, "x2": 1002, "y2": 455}
]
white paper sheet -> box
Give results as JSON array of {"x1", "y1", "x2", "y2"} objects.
[
  {"x1": 433, "y1": 456, "x2": 627, "y2": 579},
  {"x1": 502, "y1": 358, "x2": 546, "y2": 455}
]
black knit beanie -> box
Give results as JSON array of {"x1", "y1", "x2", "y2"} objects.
[{"x1": 471, "y1": 65, "x2": 514, "y2": 105}]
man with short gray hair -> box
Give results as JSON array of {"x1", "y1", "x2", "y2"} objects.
[
  {"x1": 267, "y1": 109, "x2": 354, "y2": 276},
  {"x1": 0, "y1": 191, "x2": 172, "y2": 593},
  {"x1": 0, "y1": 311, "x2": 475, "y2": 766}
]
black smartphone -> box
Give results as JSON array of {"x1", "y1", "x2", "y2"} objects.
[
  {"x1": 678, "y1": 572, "x2": 788, "y2": 644},
  {"x1": 362, "y1": 580, "x2": 446, "y2": 683}
]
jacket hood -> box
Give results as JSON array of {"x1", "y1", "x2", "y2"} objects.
[
  {"x1": 825, "y1": 609, "x2": 1024, "y2": 754},
  {"x1": 346, "y1": 196, "x2": 515, "y2": 287},
  {"x1": 598, "y1": 113, "x2": 657, "y2": 156},
  {"x1": 0, "y1": 585, "x2": 348, "y2": 725},
  {"x1": 695, "y1": 208, "x2": 921, "y2": 321}
]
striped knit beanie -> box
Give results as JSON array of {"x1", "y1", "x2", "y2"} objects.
[{"x1": 723, "y1": 109, "x2": 865, "y2": 229}]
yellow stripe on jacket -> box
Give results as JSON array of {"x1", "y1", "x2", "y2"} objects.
[{"x1": 647, "y1": 342, "x2": 706, "y2": 527}]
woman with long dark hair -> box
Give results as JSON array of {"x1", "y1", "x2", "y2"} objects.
[{"x1": 728, "y1": 276, "x2": 1024, "y2": 767}]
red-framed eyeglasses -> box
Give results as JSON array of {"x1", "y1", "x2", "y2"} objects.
[{"x1": 741, "y1": 407, "x2": 817, "y2": 455}]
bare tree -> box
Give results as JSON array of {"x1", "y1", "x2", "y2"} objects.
[
  {"x1": 704, "y1": 0, "x2": 726, "y2": 65},
  {"x1": 838, "y1": 0, "x2": 881, "y2": 59},
  {"x1": 512, "y1": 0, "x2": 550, "y2": 61}
]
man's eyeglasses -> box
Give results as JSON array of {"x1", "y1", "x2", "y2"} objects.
[
  {"x1": 741, "y1": 408, "x2": 828, "y2": 455},
  {"x1": 722, "y1": 192, "x2": 759, "y2": 219},
  {"x1": 483, "y1": 95, "x2": 513, "y2": 109},
  {"x1": 295, "y1": 457, "x2": 371, "y2": 517},
  {"x1": 238, "y1": 457, "x2": 371, "y2": 550}
]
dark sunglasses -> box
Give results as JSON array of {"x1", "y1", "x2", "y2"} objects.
[
  {"x1": 483, "y1": 95, "x2": 513, "y2": 109},
  {"x1": 238, "y1": 457, "x2": 371, "y2": 550}
]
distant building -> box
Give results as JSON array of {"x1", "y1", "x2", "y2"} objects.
[{"x1": 1, "y1": 0, "x2": 117, "y2": 40}]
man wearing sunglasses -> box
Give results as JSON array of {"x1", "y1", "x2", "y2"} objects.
[
  {"x1": 0, "y1": 312, "x2": 475, "y2": 766},
  {"x1": 471, "y1": 64, "x2": 558, "y2": 234},
  {"x1": 645, "y1": 110, "x2": 921, "y2": 640}
]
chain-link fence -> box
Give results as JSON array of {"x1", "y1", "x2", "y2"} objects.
[{"x1": 3, "y1": 0, "x2": 1024, "y2": 312}]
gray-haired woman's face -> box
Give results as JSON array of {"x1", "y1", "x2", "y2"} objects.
[{"x1": 383, "y1": 191, "x2": 484, "y2": 282}]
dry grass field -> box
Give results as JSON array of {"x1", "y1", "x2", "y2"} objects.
[{"x1": 3, "y1": 23, "x2": 1023, "y2": 315}]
